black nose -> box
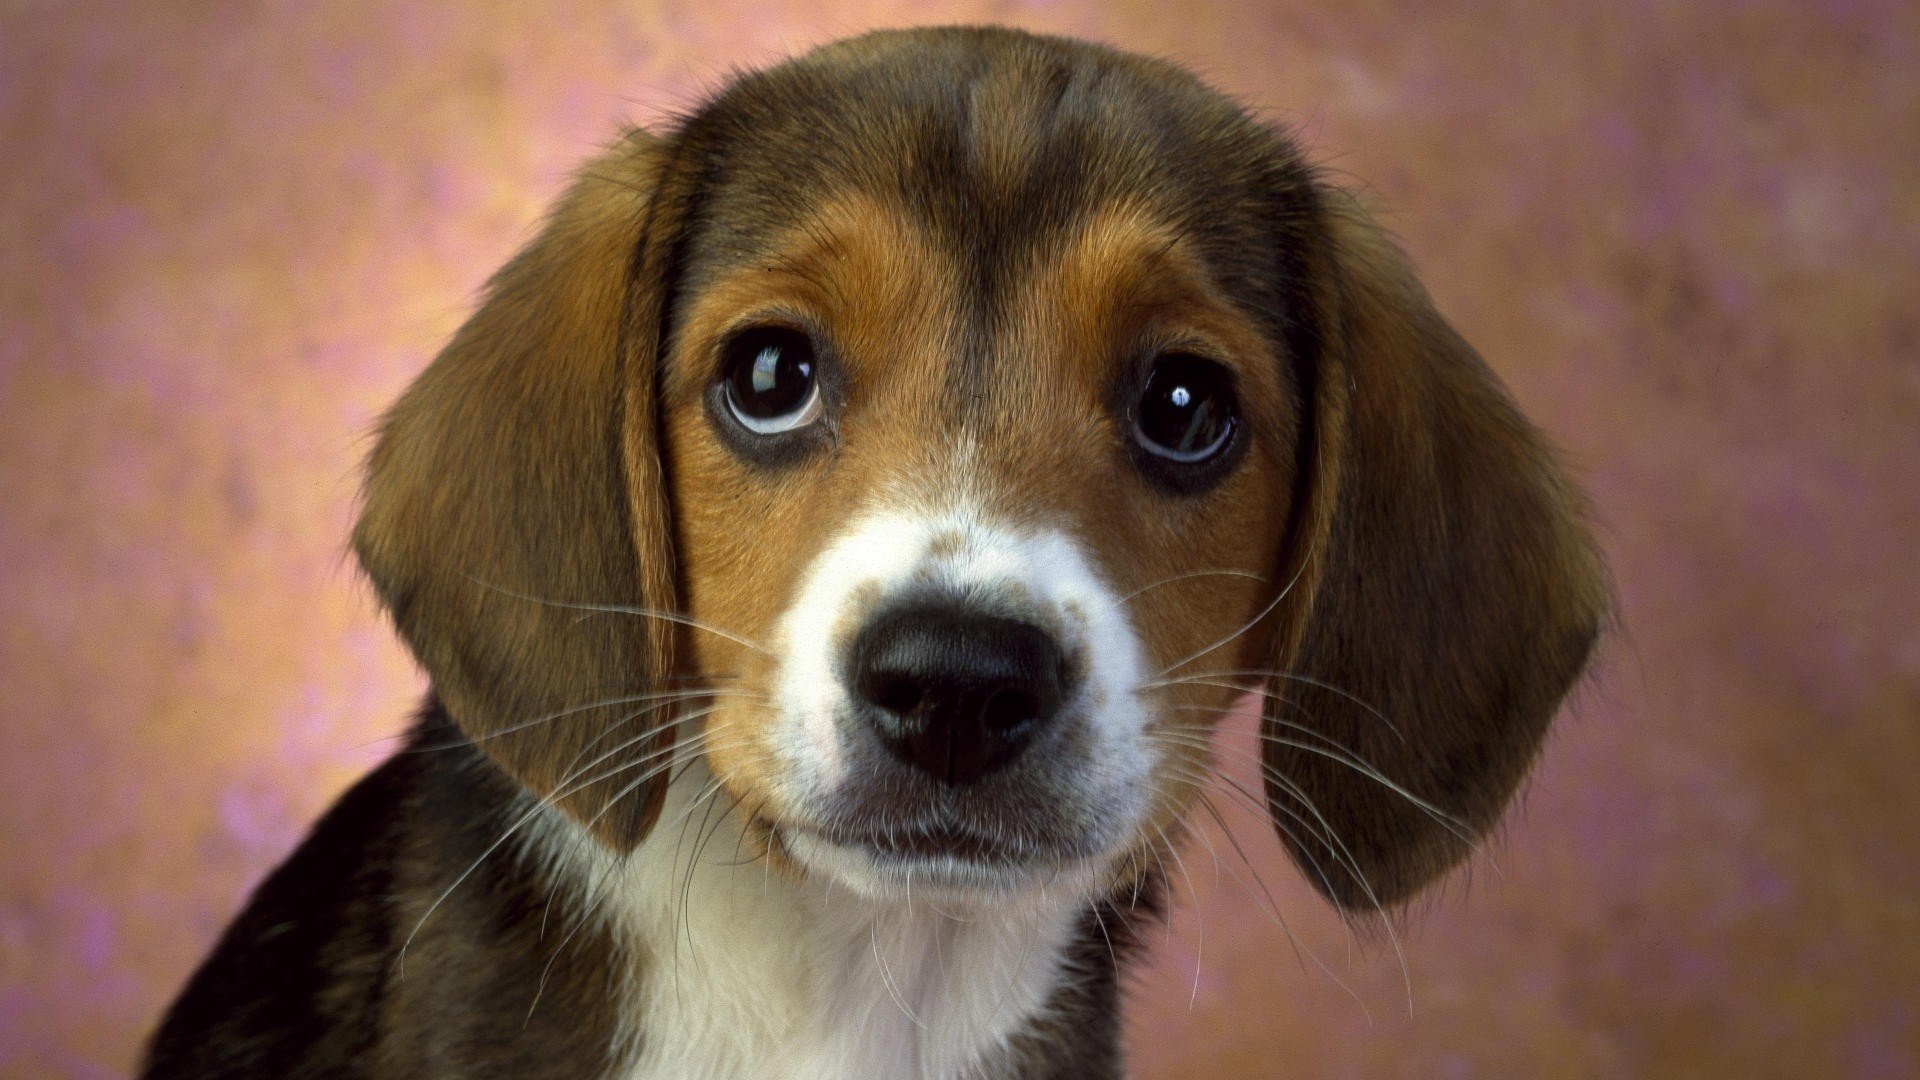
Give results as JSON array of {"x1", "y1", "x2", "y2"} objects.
[{"x1": 850, "y1": 605, "x2": 1067, "y2": 786}]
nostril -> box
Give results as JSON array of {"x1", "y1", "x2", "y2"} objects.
[
  {"x1": 867, "y1": 674, "x2": 925, "y2": 720},
  {"x1": 980, "y1": 686, "x2": 1042, "y2": 736}
]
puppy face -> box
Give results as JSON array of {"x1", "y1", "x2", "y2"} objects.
[
  {"x1": 355, "y1": 28, "x2": 1606, "y2": 916},
  {"x1": 664, "y1": 189, "x2": 1300, "y2": 900}
]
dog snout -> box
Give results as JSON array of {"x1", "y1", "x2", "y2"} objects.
[{"x1": 850, "y1": 604, "x2": 1069, "y2": 786}]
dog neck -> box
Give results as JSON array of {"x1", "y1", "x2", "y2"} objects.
[{"x1": 519, "y1": 759, "x2": 1088, "y2": 1080}]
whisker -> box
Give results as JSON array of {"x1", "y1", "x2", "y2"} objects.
[
  {"x1": 399, "y1": 784, "x2": 609, "y2": 979},
  {"x1": 1146, "y1": 731, "x2": 1378, "y2": 927},
  {"x1": 527, "y1": 824, "x2": 630, "y2": 1023},
  {"x1": 466, "y1": 575, "x2": 772, "y2": 655},
  {"x1": 681, "y1": 778, "x2": 729, "y2": 962},
  {"x1": 670, "y1": 773, "x2": 732, "y2": 974},
  {"x1": 1150, "y1": 822, "x2": 1206, "y2": 1011},
  {"x1": 1118, "y1": 568, "x2": 1267, "y2": 605},
  {"x1": 872, "y1": 919, "x2": 927, "y2": 1029},
  {"x1": 1187, "y1": 790, "x2": 1292, "y2": 942},
  {"x1": 1164, "y1": 773, "x2": 1375, "y2": 1017},
  {"x1": 718, "y1": 793, "x2": 774, "y2": 873},
  {"x1": 402, "y1": 686, "x2": 758, "y2": 754},
  {"x1": 1158, "y1": 703, "x2": 1471, "y2": 847},
  {"x1": 535, "y1": 718, "x2": 720, "y2": 940},
  {"x1": 547, "y1": 706, "x2": 723, "y2": 802},
  {"x1": 1089, "y1": 897, "x2": 1119, "y2": 976},
  {"x1": 1166, "y1": 701, "x2": 1397, "y2": 786},
  {"x1": 1157, "y1": 534, "x2": 1316, "y2": 677},
  {"x1": 399, "y1": 714, "x2": 720, "y2": 977},
  {"x1": 1146, "y1": 669, "x2": 1403, "y2": 740},
  {"x1": 1211, "y1": 740, "x2": 1414, "y2": 1017},
  {"x1": 1160, "y1": 754, "x2": 1343, "y2": 884}
]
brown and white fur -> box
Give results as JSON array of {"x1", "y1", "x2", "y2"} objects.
[{"x1": 144, "y1": 26, "x2": 1607, "y2": 1080}]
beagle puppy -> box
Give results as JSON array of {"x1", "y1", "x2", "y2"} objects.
[{"x1": 144, "y1": 26, "x2": 1606, "y2": 1080}]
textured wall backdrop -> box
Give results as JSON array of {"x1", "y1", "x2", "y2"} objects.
[{"x1": 2, "y1": 2, "x2": 1916, "y2": 1077}]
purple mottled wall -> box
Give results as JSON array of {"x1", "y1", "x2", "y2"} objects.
[{"x1": 2, "y1": 2, "x2": 1916, "y2": 1076}]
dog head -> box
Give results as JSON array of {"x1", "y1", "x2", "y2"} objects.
[{"x1": 354, "y1": 27, "x2": 1606, "y2": 913}]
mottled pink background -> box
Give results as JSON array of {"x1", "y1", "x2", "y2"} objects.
[{"x1": 3, "y1": 2, "x2": 1916, "y2": 1077}]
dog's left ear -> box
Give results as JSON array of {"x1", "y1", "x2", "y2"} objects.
[
  {"x1": 354, "y1": 130, "x2": 686, "y2": 852},
  {"x1": 1259, "y1": 190, "x2": 1609, "y2": 909}
]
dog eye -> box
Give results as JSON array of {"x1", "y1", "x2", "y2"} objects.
[
  {"x1": 1132, "y1": 354, "x2": 1238, "y2": 463},
  {"x1": 721, "y1": 326, "x2": 822, "y2": 434}
]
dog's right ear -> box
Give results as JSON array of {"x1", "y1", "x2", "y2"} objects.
[{"x1": 353, "y1": 129, "x2": 686, "y2": 852}]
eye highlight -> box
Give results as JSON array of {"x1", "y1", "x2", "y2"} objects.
[
  {"x1": 721, "y1": 326, "x2": 822, "y2": 435},
  {"x1": 1131, "y1": 354, "x2": 1238, "y2": 464}
]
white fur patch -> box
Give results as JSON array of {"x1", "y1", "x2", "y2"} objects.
[{"x1": 525, "y1": 764, "x2": 1080, "y2": 1080}]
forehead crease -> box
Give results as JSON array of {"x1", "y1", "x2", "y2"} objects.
[
  {"x1": 990, "y1": 203, "x2": 1162, "y2": 367},
  {"x1": 892, "y1": 66, "x2": 1221, "y2": 406},
  {"x1": 783, "y1": 193, "x2": 942, "y2": 294},
  {"x1": 994, "y1": 203, "x2": 1278, "y2": 402},
  {"x1": 1037, "y1": 203, "x2": 1188, "y2": 302}
]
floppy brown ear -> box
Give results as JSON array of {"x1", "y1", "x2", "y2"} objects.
[
  {"x1": 353, "y1": 130, "x2": 683, "y2": 852},
  {"x1": 1261, "y1": 191, "x2": 1608, "y2": 909}
]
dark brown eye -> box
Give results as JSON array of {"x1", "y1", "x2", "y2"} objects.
[
  {"x1": 722, "y1": 326, "x2": 821, "y2": 434},
  {"x1": 1132, "y1": 354, "x2": 1237, "y2": 463}
]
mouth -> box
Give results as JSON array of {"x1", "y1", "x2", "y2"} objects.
[
  {"x1": 807, "y1": 820, "x2": 1026, "y2": 863},
  {"x1": 772, "y1": 816, "x2": 1108, "y2": 899}
]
